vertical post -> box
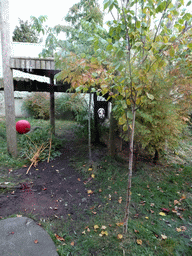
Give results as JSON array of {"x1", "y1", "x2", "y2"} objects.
[
  {"x1": 93, "y1": 92, "x2": 100, "y2": 144},
  {"x1": 50, "y1": 74, "x2": 55, "y2": 135},
  {"x1": 0, "y1": 0, "x2": 17, "y2": 157}
]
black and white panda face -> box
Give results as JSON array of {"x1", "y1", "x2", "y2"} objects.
[{"x1": 97, "y1": 108, "x2": 105, "y2": 119}]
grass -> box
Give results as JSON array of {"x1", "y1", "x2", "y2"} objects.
[
  {"x1": 0, "y1": 118, "x2": 192, "y2": 255},
  {"x1": 34, "y1": 158, "x2": 192, "y2": 256}
]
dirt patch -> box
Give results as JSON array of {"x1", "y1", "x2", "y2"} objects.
[{"x1": 0, "y1": 134, "x2": 106, "y2": 220}]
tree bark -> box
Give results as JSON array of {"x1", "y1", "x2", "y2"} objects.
[
  {"x1": 0, "y1": 0, "x2": 17, "y2": 157},
  {"x1": 88, "y1": 92, "x2": 92, "y2": 163},
  {"x1": 50, "y1": 74, "x2": 55, "y2": 135},
  {"x1": 123, "y1": 107, "x2": 136, "y2": 233},
  {"x1": 109, "y1": 106, "x2": 116, "y2": 156}
]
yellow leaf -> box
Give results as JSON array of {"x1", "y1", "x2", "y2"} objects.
[
  {"x1": 159, "y1": 212, "x2": 166, "y2": 216},
  {"x1": 101, "y1": 231, "x2": 108, "y2": 236},
  {"x1": 137, "y1": 239, "x2": 142, "y2": 245},
  {"x1": 161, "y1": 234, "x2": 167, "y2": 240},
  {"x1": 116, "y1": 222, "x2": 124, "y2": 227},
  {"x1": 91, "y1": 174, "x2": 95, "y2": 178},
  {"x1": 176, "y1": 228, "x2": 182, "y2": 232},
  {"x1": 87, "y1": 190, "x2": 93, "y2": 194},
  {"x1": 88, "y1": 168, "x2": 93, "y2": 171},
  {"x1": 94, "y1": 225, "x2": 99, "y2": 230},
  {"x1": 117, "y1": 234, "x2": 123, "y2": 240}
]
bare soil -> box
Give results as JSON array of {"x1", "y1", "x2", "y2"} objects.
[{"x1": 0, "y1": 132, "x2": 106, "y2": 220}]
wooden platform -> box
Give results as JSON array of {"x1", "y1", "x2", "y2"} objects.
[{"x1": 10, "y1": 57, "x2": 61, "y2": 76}]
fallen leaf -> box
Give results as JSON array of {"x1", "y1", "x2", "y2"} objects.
[
  {"x1": 117, "y1": 234, "x2": 123, "y2": 240},
  {"x1": 34, "y1": 240, "x2": 38, "y2": 244},
  {"x1": 180, "y1": 226, "x2": 187, "y2": 231},
  {"x1": 77, "y1": 178, "x2": 81, "y2": 181},
  {"x1": 150, "y1": 209, "x2": 154, "y2": 214},
  {"x1": 42, "y1": 187, "x2": 47, "y2": 191},
  {"x1": 88, "y1": 168, "x2": 93, "y2": 171},
  {"x1": 159, "y1": 212, "x2": 166, "y2": 216},
  {"x1": 161, "y1": 234, "x2": 167, "y2": 240},
  {"x1": 82, "y1": 231, "x2": 86, "y2": 235},
  {"x1": 134, "y1": 230, "x2": 139, "y2": 233},
  {"x1": 99, "y1": 189, "x2": 102, "y2": 192},
  {"x1": 150, "y1": 203, "x2": 155, "y2": 207},
  {"x1": 174, "y1": 200, "x2": 180, "y2": 205},
  {"x1": 118, "y1": 197, "x2": 122, "y2": 203},
  {"x1": 87, "y1": 190, "x2": 93, "y2": 194},
  {"x1": 55, "y1": 234, "x2": 65, "y2": 241},
  {"x1": 101, "y1": 225, "x2": 107, "y2": 230},
  {"x1": 92, "y1": 211, "x2": 97, "y2": 215},
  {"x1": 176, "y1": 227, "x2": 182, "y2": 232},
  {"x1": 116, "y1": 222, "x2": 124, "y2": 227},
  {"x1": 137, "y1": 239, "x2": 142, "y2": 245},
  {"x1": 91, "y1": 174, "x2": 95, "y2": 178},
  {"x1": 180, "y1": 194, "x2": 186, "y2": 201},
  {"x1": 161, "y1": 208, "x2": 170, "y2": 213},
  {"x1": 71, "y1": 241, "x2": 74, "y2": 246},
  {"x1": 94, "y1": 225, "x2": 99, "y2": 230},
  {"x1": 100, "y1": 231, "x2": 108, "y2": 236},
  {"x1": 87, "y1": 228, "x2": 90, "y2": 232},
  {"x1": 145, "y1": 216, "x2": 149, "y2": 219},
  {"x1": 17, "y1": 215, "x2": 22, "y2": 217}
]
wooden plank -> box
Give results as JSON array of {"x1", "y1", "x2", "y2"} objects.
[
  {"x1": 16, "y1": 58, "x2": 21, "y2": 68},
  {"x1": 41, "y1": 60, "x2": 45, "y2": 69},
  {"x1": 36, "y1": 60, "x2": 40, "y2": 69},
  {"x1": 0, "y1": 0, "x2": 17, "y2": 157},
  {"x1": 45, "y1": 61, "x2": 51, "y2": 70},
  {"x1": 30, "y1": 59, "x2": 35, "y2": 70}
]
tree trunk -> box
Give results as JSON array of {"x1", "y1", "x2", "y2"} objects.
[
  {"x1": 109, "y1": 107, "x2": 116, "y2": 157},
  {"x1": 0, "y1": 0, "x2": 17, "y2": 157},
  {"x1": 93, "y1": 92, "x2": 100, "y2": 144},
  {"x1": 88, "y1": 92, "x2": 92, "y2": 164},
  {"x1": 50, "y1": 74, "x2": 55, "y2": 135},
  {"x1": 123, "y1": 107, "x2": 136, "y2": 233}
]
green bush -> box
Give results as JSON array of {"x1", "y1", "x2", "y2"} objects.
[
  {"x1": 55, "y1": 94, "x2": 88, "y2": 121},
  {"x1": 22, "y1": 92, "x2": 50, "y2": 120}
]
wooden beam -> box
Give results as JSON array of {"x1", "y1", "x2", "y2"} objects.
[{"x1": 0, "y1": 0, "x2": 17, "y2": 157}]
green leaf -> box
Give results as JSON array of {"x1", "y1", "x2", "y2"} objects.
[
  {"x1": 187, "y1": 43, "x2": 192, "y2": 48},
  {"x1": 119, "y1": 114, "x2": 127, "y2": 126},
  {"x1": 136, "y1": 21, "x2": 141, "y2": 29},
  {"x1": 146, "y1": 92, "x2": 154, "y2": 100},
  {"x1": 187, "y1": 0, "x2": 192, "y2": 6},
  {"x1": 169, "y1": 47, "x2": 175, "y2": 57}
]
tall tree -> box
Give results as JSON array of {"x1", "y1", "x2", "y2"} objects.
[
  {"x1": 12, "y1": 18, "x2": 40, "y2": 43},
  {"x1": 0, "y1": 0, "x2": 17, "y2": 157}
]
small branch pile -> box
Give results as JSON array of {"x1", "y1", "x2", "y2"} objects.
[{"x1": 25, "y1": 135, "x2": 52, "y2": 174}]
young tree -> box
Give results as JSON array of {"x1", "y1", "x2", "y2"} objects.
[{"x1": 12, "y1": 18, "x2": 40, "y2": 43}]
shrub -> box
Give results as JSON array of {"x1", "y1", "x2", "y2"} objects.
[
  {"x1": 55, "y1": 94, "x2": 88, "y2": 121},
  {"x1": 22, "y1": 92, "x2": 50, "y2": 120}
]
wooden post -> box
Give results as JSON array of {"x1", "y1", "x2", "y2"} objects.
[
  {"x1": 0, "y1": 0, "x2": 17, "y2": 157},
  {"x1": 50, "y1": 74, "x2": 55, "y2": 135}
]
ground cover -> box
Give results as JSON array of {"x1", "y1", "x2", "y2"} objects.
[{"x1": 0, "y1": 118, "x2": 192, "y2": 255}]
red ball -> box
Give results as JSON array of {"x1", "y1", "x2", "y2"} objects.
[{"x1": 16, "y1": 120, "x2": 31, "y2": 134}]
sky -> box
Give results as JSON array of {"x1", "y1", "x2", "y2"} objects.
[{"x1": 9, "y1": 0, "x2": 108, "y2": 36}]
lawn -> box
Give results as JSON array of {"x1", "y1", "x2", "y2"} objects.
[{"x1": 0, "y1": 118, "x2": 192, "y2": 255}]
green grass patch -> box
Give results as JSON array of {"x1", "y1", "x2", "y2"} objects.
[{"x1": 35, "y1": 156, "x2": 192, "y2": 255}]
